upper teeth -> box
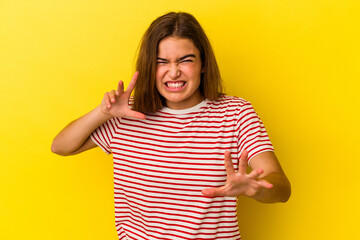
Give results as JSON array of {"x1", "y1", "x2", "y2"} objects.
[{"x1": 167, "y1": 82, "x2": 184, "y2": 88}]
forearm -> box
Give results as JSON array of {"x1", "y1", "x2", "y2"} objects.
[
  {"x1": 251, "y1": 172, "x2": 291, "y2": 203},
  {"x1": 51, "y1": 105, "x2": 111, "y2": 155}
]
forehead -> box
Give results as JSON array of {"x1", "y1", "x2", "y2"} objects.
[{"x1": 157, "y1": 37, "x2": 199, "y2": 57}]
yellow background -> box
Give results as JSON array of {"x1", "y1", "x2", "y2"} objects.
[{"x1": 1, "y1": 0, "x2": 359, "y2": 239}]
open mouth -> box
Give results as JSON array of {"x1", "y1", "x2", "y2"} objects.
[{"x1": 165, "y1": 81, "x2": 186, "y2": 89}]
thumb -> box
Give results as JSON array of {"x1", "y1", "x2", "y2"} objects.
[
  {"x1": 201, "y1": 187, "x2": 226, "y2": 197},
  {"x1": 126, "y1": 110, "x2": 146, "y2": 120}
]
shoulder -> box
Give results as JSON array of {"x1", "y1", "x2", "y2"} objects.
[
  {"x1": 207, "y1": 95, "x2": 253, "y2": 109},
  {"x1": 204, "y1": 95, "x2": 261, "y2": 122}
]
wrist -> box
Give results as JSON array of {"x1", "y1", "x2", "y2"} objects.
[{"x1": 93, "y1": 105, "x2": 114, "y2": 122}]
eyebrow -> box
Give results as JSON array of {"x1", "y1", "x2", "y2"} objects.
[
  {"x1": 179, "y1": 54, "x2": 196, "y2": 61},
  {"x1": 157, "y1": 54, "x2": 196, "y2": 62}
]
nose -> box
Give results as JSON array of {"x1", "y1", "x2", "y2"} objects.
[{"x1": 169, "y1": 63, "x2": 180, "y2": 79}]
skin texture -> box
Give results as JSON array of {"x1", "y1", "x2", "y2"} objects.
[{"x1": 156, "y1": 37, "x2": 204, "y2": 110}]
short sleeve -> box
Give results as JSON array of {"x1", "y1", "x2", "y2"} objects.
[
  {"x1": 236, "y1": 101, "x2": 274, "y2": 164},
  {"x1": 90, "y1": 118, "x2": 118, "y2": 155}
]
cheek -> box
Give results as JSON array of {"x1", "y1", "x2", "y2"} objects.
[
  {"x1": 155, "y1": 78, "x2": 162, "y2": 90},
  {"x1": 155, "y1": 69, "x2": 161, "y2": 83},
  {"x1": 155, "y1": 69, "x2": 164, "y2": 89},
  {"x1": 183, "y1": 64, "x2": 201, "y2": 77},
  {"x1": 156, "y1": 67, "x2": 165, "y2": 80}
]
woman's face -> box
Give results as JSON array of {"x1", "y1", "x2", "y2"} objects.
[{"x1": 156, "y1": 37, "x2": 203, "y2": 110}]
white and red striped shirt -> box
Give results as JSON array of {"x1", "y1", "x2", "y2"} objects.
[{"x1": 90, "y1": 95, "x2": 274, "y2": 240}]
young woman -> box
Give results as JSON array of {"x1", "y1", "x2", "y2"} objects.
[{"x1": 52, "y1": 12, "x2": 291, "y2": 240}]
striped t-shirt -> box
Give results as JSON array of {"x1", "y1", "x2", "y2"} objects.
[{"x1": 90, "y1": 95, "x2": 274, "y2": 240}]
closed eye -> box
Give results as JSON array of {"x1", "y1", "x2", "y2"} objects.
[
  {"x1": 156, "y1": 58, "x2": 169, "y2": 65},
  {"x1": 180, "y1": 59, "x2": 193, "y2": 63}
]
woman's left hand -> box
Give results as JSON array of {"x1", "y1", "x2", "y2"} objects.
[{"x1": 201, "y1": 150, "x2": 273, "y2": 198}]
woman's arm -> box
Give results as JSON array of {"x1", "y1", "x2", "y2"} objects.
[
  {"x1": 51, "y1": 72, "x2": 146, "y2": 156},
  {"x1": 248, "y1": 151, "x2": 291, "y2": 203},
  {"x1": 51, "y1": 106, "x2": 112, "y2": 156}
]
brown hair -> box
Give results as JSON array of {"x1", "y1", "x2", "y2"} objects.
[{"x1": 133, "y1": 12, "x2": 223, "y2": 113}]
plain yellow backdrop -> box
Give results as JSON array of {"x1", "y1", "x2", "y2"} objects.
[{"x1": 1, "y1": 0, "x2": 359, "y2": 239}]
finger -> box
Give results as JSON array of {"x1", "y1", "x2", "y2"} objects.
[
  {"x1": 125, "y1": 71, "x2": 139, "y2": 94},
  {"x1": 258, "y1": 179, "x2": 273, "y2": 189},
  {"x1": 247, "y1": 168, "x2": 264, "y2": 179},
  {"x1": 116, "y1": 80, "x2": 124, "y2": 96},
  {"x1": 224, "y1": 151, "x2": 235, "y2": 176},
  {"x1": 104, "y1": 92, "x2": 112, "y2": 109},
  {"x1": 238, "y1": 150, "x2": 249, "y2": 174},
  {"x1": 126, "y1": 110, "x2": 146, "y2": 120},
  {"x1": 109, "y1": 90, "x2": 116, "y2": 103},
  {"x1": 201, "y1": 186, "x2": 226, "y2": 197}
]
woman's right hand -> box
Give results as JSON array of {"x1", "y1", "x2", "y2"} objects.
[{"x1": 100, "y1": 71, "x2": 146, "y2": 119}]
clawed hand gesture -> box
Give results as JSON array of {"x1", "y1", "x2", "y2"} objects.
[
  {"x1": 202, "y1": 150, "x2": 273, "y2": 198},
  {"x1": 100, "y1": 71, "x2": 146, "y2": 120}
]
